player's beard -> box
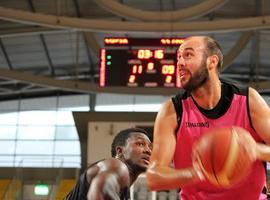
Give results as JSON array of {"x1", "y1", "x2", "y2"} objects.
[{"x1": 182, "y1": 60, "x2": 209, "y2": 92}]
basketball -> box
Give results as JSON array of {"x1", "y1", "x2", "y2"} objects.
[{"x1": 192, "y1": 126, "x2": 256, "y2": 187}]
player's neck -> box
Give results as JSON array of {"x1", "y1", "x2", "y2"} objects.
[
  {"x1": 116, "y1": 158, "x2": 138, "y2": 185},
  {"x1": 191, "y1": 78, "x2": 222, "y2": 110}
]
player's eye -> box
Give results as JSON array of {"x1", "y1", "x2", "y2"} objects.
[
  {"x1": 136, "y1": 142, "x2": 144, "y2": 147},
  {"x1": 185, "y1": 52, "x2": 193, "y2": 58}
]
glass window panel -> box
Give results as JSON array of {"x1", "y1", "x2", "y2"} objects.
[
  {"x1": 95, "y1": 104, "x2": 134, "y2": 112},
  {"x1": 16, "y1": 141, "x2": 54, "y2": 155},
  {"x1": 56, "y1": 111, "x2": 75, "y2": 125},
  {"x1": 96, "y1": 93, "x2": 134, "y2": 105},
  {"x1": 95, "y1": 104, "x2": 162, "y2": 112},
  {"x1": 54, "y1": 141, "x2": 80, "y2": 155},
  {"x1": 17, "y1": 126, "x2": 55, "y2": 140},
  {"x1": 18, "y1": 111, "x2": 56, "y2": 125},
  {"x1": 54, "y1": 156, "x2": 81, "y2": 168},
  {"x1": 15, "y1": 156, "x2": 55, "y2": 168},
  {"x1": 58, "y1": 95, "x2": 89, "y2": 110},
  {"x1": 0, "y1": 125, "x2": 17, "y2": 139},
  {"x1": 0, "y1": 156, "x2": 14, "y2": 167},
  {"x1": 0, "y1": 100, "x2": 19, "y2": 111},
  {"x1": 55, "y1": 126, "x2": 78, "y2": 140},
  {"x1": 0, "y1": 112, "x2": 18, "y2": 125},
  {"x1": 58, "y1": 106, "x2": 89, "y2": 111},
  {"x1": 0, "y1": 141, "x2": 15, "y2": 154},
  {"x1": 0, "y1": 94, "x2": 86, "y2": 168},
  {"x1": 133, "y1": 104, "x2": 161, "y2": 112},
  {"x1": 20, "y1": 97, "x2": 57, "y2": 110},
  {"x1": 134, "y1": 95, "x2": 168, "y2": 104},
  {"x1": 263, "y1": 96, "x2": 270, "y2": 106}
]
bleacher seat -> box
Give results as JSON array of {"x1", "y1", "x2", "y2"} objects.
[
  {"x1": 54, "y1": 179, "x2": 76, "y2": 200},
  {"x1": 0, "y1": 180, "x2": 11, "y2": 199},
  {"x1": 1, "y1": 179, "x2": 22, "y2": 200}
]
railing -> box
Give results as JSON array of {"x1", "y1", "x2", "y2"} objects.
[{"x1": 0, "y1": 157, "x2": 80, "y2": 200}]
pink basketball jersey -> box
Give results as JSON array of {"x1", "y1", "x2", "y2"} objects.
[{"x1": 172, "y1": 82, "x2": 266, "y2": 200}]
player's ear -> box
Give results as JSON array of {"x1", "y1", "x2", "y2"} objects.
[
  {"x1": 116, "y1": 146, "x2": 124, "y2": 157},
  {"x1": 207, "y1": 55, "x2": 219, "y2": 70}
]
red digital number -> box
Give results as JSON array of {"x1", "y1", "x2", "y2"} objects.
[
  {"x1": 129, "y1": 75, "x2": 136, "y2": 83},
  {"x1": 162, "y1": 65, "x2": 175, "y2": 75},
  {"x1": 165, "y1": 75, "x2": 172, "y2": 83},
  {"x1": 137, "y1": 49, "x2": 164, "y2": 59},
  {"x1": 137, "y1": 49, "x2": 152, "y2": 59},
  {"x1": 132, "y1": 65, "x2": 143, "y2": 74},
  {"x1": 154, "y1": 50, "x2": 164, "y2": 59},
  {"x1": 147, "y1": 62, "x2": 154, "y2": 70}
]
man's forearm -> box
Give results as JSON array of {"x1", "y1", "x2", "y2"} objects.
[
  {"x1": 256, "y1": 143, "x2": 270, "y2": 162},
  {"x1": 147, "y1": 164, "x2": 201, "y2": 191}
]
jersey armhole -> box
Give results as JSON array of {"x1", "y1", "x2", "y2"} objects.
[
  {"x1": 246, "y1": 88, "x2": 268, "y2": 192},
  {"x1": 171, "y1": 94, "x2": 183, "y2": 134},
  {"x1": 246, "y1": 87, "x2": 255, "y2": 130}
]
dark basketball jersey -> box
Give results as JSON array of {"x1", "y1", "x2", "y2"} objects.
[{"x1": 64, "y1": 160, "x2": 130, "y2": 200}]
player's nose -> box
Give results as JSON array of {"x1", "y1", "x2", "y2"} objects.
[
  {"x1": 177, "y1": 56, "x2": 185, "y2": 69},
  {"x1": 144, "y1": 145, "x2": 151, "y2": 155}
]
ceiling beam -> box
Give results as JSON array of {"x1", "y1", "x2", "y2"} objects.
[
  {"x1": 222, "y1": 31, "x2": 252, "y2": 70},
  {"x1": 248, "y1": 0, "x2": 262, "y2": 83},
  {"x1": 93, "y1": 0, "x2": 229, "y2": 21},
  {"x1": 72, "y1": 0, "x2": 97, "y2": 81},
  {"x1": 0, "y1": 68, "x2": 180, "y2": 95},
  {"x1": 0, "y1": 27, "x2": 70, "y2": 38},
  {"x1": 0, "y1": 39, "x2": 13, "y2": 70},
  {"x1": 0, "y1": 66, "x2": 270, "y2": 95},
  {"x1": 0, "y1": 6, "x2": 269, "y2": 33},
  {"x1": 27, "y1": 0, "x2": 55, "y2": 76}
]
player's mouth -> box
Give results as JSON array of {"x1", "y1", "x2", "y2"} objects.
[
  {"x1": 179, "y1": 70, "x2": 189, "y2": 79},
  {"x1": 142, "y1": 156, "x2": 150, "y2": 164}
]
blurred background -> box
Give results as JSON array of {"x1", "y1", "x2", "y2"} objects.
[{"x1": 0, "y1": 0, "x2": 269, "y2": 199}]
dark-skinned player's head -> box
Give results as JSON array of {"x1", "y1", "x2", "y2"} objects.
[
  {"x1": 111, "y1": 128, "x2": 149, "y2": 156},
  {"x1": 111, "y1": 127, "x2": 152, "y2": 171}
]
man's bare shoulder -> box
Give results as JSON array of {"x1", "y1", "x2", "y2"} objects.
[
  {"x1": 87, "y1": 158, "x2": 128, "y2": 173},
  {"x1": 159, "y1": 99, "x2": 175, "y2": 115},
  {"x1": 86, "y1": 158, "x2": 130, "y2": 184},
  {"x1": 157, "y1": 99, "x2": 177, "y2": 122}
]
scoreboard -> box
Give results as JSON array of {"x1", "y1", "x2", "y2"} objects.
[{"x1": 99, "y1": 37, "x2": 184, "y2": 88}]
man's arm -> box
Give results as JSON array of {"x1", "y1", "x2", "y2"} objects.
[
  {"x1": 146, "y1": 99, "x2": 201, "y2": 191},
  {"x1": 249, "y1": 87, "x2": 270, "y2": 162},
  {"x1": 87, "y1": 159, "x2": 130, "y2": 200}
]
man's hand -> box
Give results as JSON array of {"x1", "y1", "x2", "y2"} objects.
[{"x1": 239, "y1": 132, "x2": 257, "y2": 162}]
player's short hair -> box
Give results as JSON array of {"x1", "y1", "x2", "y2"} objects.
[
  {"x1": 203, "y1": 36, "x2": 224, "y2": 71},
  {"x1": 111, "y1": 128, "x2": 149, "y2": 157}
]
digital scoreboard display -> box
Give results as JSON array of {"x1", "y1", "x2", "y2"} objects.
[{"x1": 99, "y1": 38, "x2": 184, "y2": 88}]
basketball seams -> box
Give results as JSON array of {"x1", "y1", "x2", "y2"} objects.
[
  {"x1": 196, "y1": 148, "x2": 218, "y2": 185},
  {"x1": 211, "y1": 133, "x2": 221, "y2": 185},
  {"x1": 216, "y1": 127, "x2": 240, "y2": 186},
  {"x1": 194, "y1": 126, "x2": 253, "y2": 187},
  {"x1": 195, "y1": 136, "x2": 220, "y2": 185}
]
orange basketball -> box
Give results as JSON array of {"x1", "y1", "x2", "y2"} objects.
[{"x1": 192, "y1": 126, "x2": 255, "y2": 187}]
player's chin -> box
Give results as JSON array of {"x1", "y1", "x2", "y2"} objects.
[
  {"x1": 140, "y1": 160, "x2": 150, "y2": 168},
  {"x1": 180, "y1": 80, "x2": 188, "y2": 89},
  {"x1": 136, "y1": 161, "x2": 148, "y2": 170}
]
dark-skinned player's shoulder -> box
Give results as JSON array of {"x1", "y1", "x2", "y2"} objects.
[
  {"x1": 98, "y1": 158, "x2": 128, "y2": 170},
  {"x1": 86, "y1": 158, "x2": 130, "y2": 188},
  {"x1": 86, "y1": 158, "x2": 129, "y2": 176}
]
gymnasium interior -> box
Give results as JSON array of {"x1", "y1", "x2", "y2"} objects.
[{"x1": 0, "y1": 0, "x2": 269, "y2": 199}]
